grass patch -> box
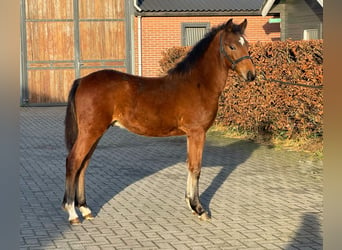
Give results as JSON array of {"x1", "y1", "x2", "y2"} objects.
[{"x1": 208, "y1": 124, "x2": 323, "y2": 159}]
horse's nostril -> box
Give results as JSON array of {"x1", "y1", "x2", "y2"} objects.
[{"x1": 247, "y1": 71, "x2": 255, "y2": 81}]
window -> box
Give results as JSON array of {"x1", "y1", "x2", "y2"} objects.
[
  {"x1": 303, "y1": 29, "x2": 319, "y2": 40},
  {"x1": 182, "y1": 23, "x2": 210, "y2": 46}
]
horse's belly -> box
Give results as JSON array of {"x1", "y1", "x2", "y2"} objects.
[{"x1": 114, "y1": 120, "x2": 184, "y2": 137}]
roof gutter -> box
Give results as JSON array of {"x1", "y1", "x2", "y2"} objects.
[
  {"x1": 133, "y1": 0, "x2": 142, "y2": 12},
  {"x1": 137, "y1": 10, "x2": 261, "y2": 17}
]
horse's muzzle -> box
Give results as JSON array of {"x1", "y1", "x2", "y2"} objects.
[{"x1": 247, "y1": 70, "x2": 256, "y2": 82}]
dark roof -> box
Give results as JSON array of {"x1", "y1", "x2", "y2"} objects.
[{"x1": 136, "y1": 0, "x2": 264, "y2": 15}]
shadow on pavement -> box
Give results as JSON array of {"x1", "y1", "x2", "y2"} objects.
[
  {"x1": 201, "y1": 139, "x2": 259, "y2": 216},
  {"x1": 285, "y1": 212, "x2": 323, "y2": 250},
  {"x1": 86, "y1": 127, "x2": 259, "y2": 220}
]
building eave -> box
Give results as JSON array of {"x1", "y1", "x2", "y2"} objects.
[
  {"x1": 135, "y1": 10, "x2": 262, "y2": 17},
  {"x1": 261, "y1": 0, "x2": 323, "y2": 16}
]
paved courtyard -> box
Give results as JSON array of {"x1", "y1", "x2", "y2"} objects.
[{"x1": 20, "y1": 107, "x2": 323, "y2": 249}]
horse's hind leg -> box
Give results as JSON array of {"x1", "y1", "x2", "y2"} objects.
[
  {"x1": 75, "y1": 138, "x2": 101, "y2": 220},
  {"x1": 63, "y1": 132, "x2": 104, "y2": 224},
  {"x1": 185, "y1": 129, "x2": 210, "y2": 221}
]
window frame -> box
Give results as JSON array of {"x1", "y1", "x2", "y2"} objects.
[
  {"x1": 303, "y1": 28, "x2": 319, "y2": 40},
  {"x1": 181, "y1": 22, "x2": 210, "y2": 46}
]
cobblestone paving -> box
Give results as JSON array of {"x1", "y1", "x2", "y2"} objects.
[{"x1": 20, "y1": 107, "x2": 323, "y2": 249}]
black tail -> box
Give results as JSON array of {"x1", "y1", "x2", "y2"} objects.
[{"x1": 65, "y1": 79, "x2": 80, "y2": 152}]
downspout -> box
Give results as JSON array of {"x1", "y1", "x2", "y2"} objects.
[
  {"x1": 261, "y1": 0, "x2": 276, "y2": 17},
  {"x1": 133, "y1": 0, "x2": 142, "y2": 76}
]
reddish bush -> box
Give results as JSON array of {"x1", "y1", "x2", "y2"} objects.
[{"x1": 160, "y1": 40, "x2": 323, "y2": 141}]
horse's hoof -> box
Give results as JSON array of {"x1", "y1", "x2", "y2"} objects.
[
  {"x1": 83, "y1": 213, "x2": 94, "y2": 220},
  {"x1": 69, "y1": 218, "x2": 81, "y2": 225},
  {"x1": 198, "y1": 212, "x2": 211, "y2": 221}
]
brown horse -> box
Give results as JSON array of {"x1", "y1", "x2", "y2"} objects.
[{"x1": 63, "y1": 19, "x2": 255, "y2": 225}]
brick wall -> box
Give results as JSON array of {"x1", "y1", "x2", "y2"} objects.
[{"x1": 134, "y1": 15, "x2": 280, "y2": 77}]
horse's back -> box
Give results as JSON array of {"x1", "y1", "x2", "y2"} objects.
[{"x1": 75, "y1": 69, "x2": 184, "y2": 136}]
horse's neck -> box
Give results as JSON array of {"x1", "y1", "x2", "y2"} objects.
[{"x1": 195, "y1": 36, "x2": 229, "y2": 95}]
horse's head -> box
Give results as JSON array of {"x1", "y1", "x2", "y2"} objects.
[{"x1": 220, "y1": 19, "x2": 256, "y2": 82}]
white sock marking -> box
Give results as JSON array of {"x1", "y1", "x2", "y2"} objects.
[
  {"x1": 79, "y1": 206, "x2": 92, "y2": 217},
  {"x1": 65, "y1": 202, "x2": 78, "y2": 221}
]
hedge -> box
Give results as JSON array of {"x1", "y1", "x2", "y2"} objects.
[{"x1": 160, "y1": 40, "x2": 323, "y2": 144}]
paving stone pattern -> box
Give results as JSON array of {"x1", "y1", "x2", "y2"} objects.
[{"x1": 20, "y1": 107, "x2": 323, "y2": 249}]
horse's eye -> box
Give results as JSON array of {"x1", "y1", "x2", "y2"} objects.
[{"x1": 229, "y1": 45, "x2": 236, "y2": 50}]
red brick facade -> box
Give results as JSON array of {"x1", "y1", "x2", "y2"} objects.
[{"x1": 134, "y1": 16, "x2": 280, "y2": 77}]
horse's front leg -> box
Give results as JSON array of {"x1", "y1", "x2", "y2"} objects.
[{"x1": 185, "y1": 130, "x2": 210, "y2": 221}]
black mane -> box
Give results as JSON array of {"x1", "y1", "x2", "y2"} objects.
[{"x1": 167, "y1": 21, "x2": 242, "y2": 76}]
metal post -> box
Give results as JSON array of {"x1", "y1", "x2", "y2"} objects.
[
  {"x1": 73, "y1": 0, "x2": 81, "y2": 78},
  {"x1": 20, "y1": 0, "x2": 28, "y2": 105}
]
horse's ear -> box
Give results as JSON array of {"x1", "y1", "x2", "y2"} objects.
[
  {"x1": 225, "y1": 19, "x2": 234, "y2": 32},
  {"x1": 240, "y1": 19, "x2": 248, "y2": 34}
]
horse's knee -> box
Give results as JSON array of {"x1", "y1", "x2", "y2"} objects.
[{"x1": 188, "y1": 166, "x2": 201, "y2": 178}]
